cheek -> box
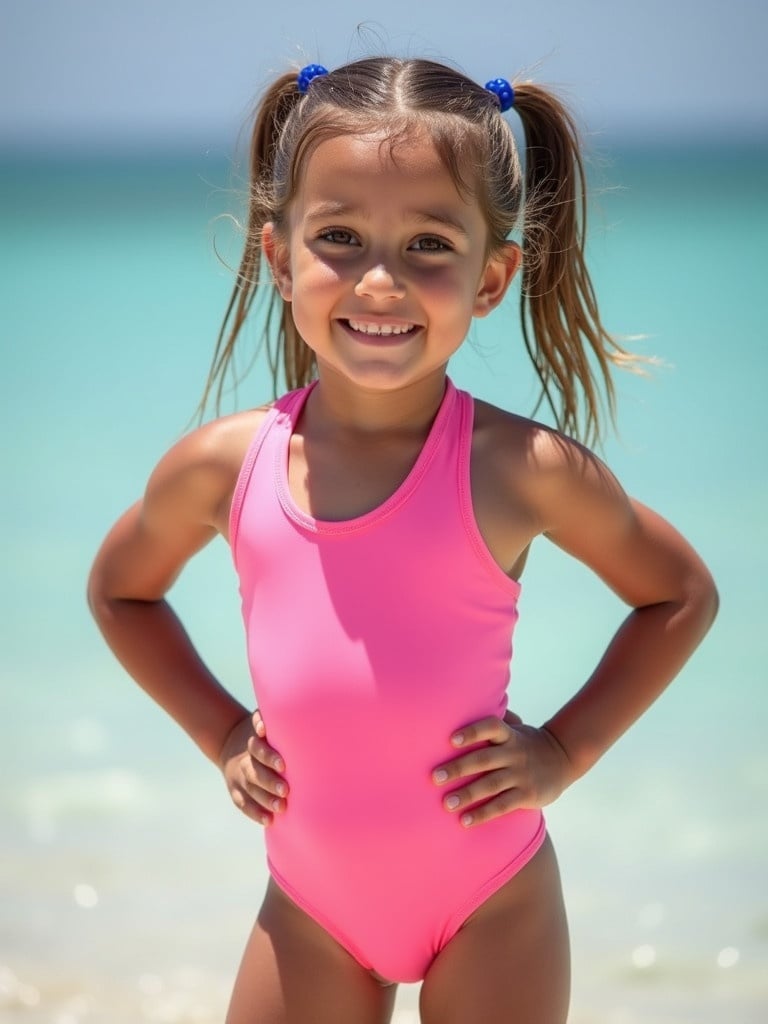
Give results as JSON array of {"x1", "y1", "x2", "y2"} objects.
[
  {"x1": 288, "y1": 263, "x2": 345, "y2": 340},
  {"x1": 292, "y1": 254, "x2": 345, "y2": 299},
  {"x1": 421, "y1": 269, "x2": 482, "y2": 314}
]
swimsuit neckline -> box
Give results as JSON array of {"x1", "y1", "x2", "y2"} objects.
[{"x1": 275, "y1": 378, "x2": 457, "y2": 536}]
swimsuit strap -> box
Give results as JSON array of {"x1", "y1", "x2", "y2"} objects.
[{"x1": 229, "y1": 386, "x2": 310, "y2": 555}]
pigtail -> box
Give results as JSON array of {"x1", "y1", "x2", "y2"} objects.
[
  {"x1": 192, "y1": 57, "x2": 644, "y2": 437},
  {"x1": 194, "y1": 73, "x2": 309, "y2": 420},
  {"x1": 513, "y1": 83, "x2": 639, "y2": 445}
]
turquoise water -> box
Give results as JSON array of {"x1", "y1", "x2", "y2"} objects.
[{"x1": 2, "y1": 143, "x2": 767, "y2": 1022}]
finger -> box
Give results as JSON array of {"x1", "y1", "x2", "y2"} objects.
[
  {"x1": 439, "y1": 768, "x2": 517, "y2": 815},
  {"x1": 228, "y1": 784, "x2": 275, "y2": 827},
  {"x1": 433, "y1": 740, "x2": 520, "y2": 785},
  {"x1": 450, "y1": 715, "x2": 511, "y2": 748},
  {"x1": 248, "y1": 734, "x2": 286, "y2": 774},
  {"x1": 252, "y1": 709, "x2": 266, "y2": 738},
  {"x1": 235, "y1": 768, "x2": 287, "y2": 815},
  {"x1": 455, "y1": 787, "x2": 526, "y2": 828},
  {"x1": 240, "y1": 754, "x2": 288, "y2": 800}
]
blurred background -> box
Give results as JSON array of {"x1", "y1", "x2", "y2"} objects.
[{"x1": 2, "y1": 2, "x2": 767, "y2": 1022}]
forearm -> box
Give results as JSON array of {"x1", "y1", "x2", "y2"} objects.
[
  {"x1": 543, "y1": 588, "x2": 718, "y2": 783},
  {"x1": 89, "y1": 594, "x2": 249, "y2": 764}
]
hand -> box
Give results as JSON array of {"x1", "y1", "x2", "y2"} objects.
[
  {"x1": 218, "y1": 709, "x2": 288, "y2": 826},
  {"x1": 432, "y1": 710, "x2": 573, "y2": 827}
]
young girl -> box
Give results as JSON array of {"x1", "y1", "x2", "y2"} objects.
[{"x1": 88, "y1": 57, "x2": 718, "y2": 1024}]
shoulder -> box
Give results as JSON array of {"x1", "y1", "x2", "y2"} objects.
[
  {"x1": 469, "y1": 396, "x2": 717, "y2": 612},
  {"x1": 470, "y1": 397, "x2": 626, "y2": 534},
  {"x1": 144, "y1": 404, "x2": 274, "y2": 536}
]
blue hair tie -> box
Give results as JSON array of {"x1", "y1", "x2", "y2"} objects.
[
  {"x1": 297, "y1": 64, "x2": 329, "y2": 93},
  {"x1": 484, "y1": 77, "x2": 515, "y2": 112}
]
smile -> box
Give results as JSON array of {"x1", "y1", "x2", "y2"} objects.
[{"x1": 346, "y1": 319, "x2": 416, "y2": 337}]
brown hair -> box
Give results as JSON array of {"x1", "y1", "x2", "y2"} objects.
[{"x1": 198, "y1": 57, "x2": 641, "y2": 444}]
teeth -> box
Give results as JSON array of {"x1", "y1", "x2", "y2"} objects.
[{"x1": 348, "y1": 319, "x2": 414, "y2": 336}]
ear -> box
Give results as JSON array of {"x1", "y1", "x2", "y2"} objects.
[
  {"x1": 262, "y1": 222, "x2": 293, "y2": 301},
  {"x1": 472, "y1": 242, "x2": 521, "y2": 318}
]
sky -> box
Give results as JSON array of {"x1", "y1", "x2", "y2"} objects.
[{"x1": 2, "y1": 0, "x2": 767, "y2": 152}]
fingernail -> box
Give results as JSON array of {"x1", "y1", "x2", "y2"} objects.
[
  {"x1": 445, "y1": 795, "x2": 460, "y2": 810},
  {"x1": 433, "y1": 769, "x2": 448, "y2": 784},
  {"x1": 271, "y1": 798, "x2": 282, "y2": 812},
  {"x1": 452, "y1": 732, "x2": 465, "y2": 746},
  {"x1": 274, "y1": 757, "x2": 285, "y2": 772},
  {"x1": 276, "y1": 782, "x2": 286, "y2": 797},
  {"x1": 461, "y1": 813, "x2": 473, "y2": 827}
]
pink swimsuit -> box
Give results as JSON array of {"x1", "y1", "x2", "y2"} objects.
[{"x1": 229, "y1": 378, "x2": 545, "y2": 983}]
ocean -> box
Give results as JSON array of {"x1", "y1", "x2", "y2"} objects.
[{"x1": 1, "y1": 140, "x2": 766, "y2": 1023}]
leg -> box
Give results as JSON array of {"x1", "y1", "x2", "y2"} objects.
[
  {"x1": 226, "y1": 879, "x2": 398, "y2": 1024},
  {"x1": 419, "y1": 834, "x2": 570, "y2": 1024}
]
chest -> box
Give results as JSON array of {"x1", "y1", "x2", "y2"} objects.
[{"x1": 286, "y1": 430, "x2": 537, "y2": 578}]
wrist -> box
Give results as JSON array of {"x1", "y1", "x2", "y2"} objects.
[
  {"x1": 213, "y1": 710, "x2": 252, "y2": 769},
  {"x1": 539, "y1": 723, "x2": 579, "y2": 790}
]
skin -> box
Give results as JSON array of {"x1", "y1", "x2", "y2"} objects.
[{"x1": 88, "y1": 130, "x2": 718, "y2": 1023}]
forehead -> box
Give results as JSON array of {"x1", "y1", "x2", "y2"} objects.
[{"x1": 294, "y1": 131, "x2": 478, "y2": 214}]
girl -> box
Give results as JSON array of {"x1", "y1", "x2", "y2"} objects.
[{"x1": 88, "y1": 57, "x2": 718, "y2": 1024}]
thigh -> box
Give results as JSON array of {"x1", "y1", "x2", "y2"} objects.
[
  {"x1": 226, "y1": 879, "x2": 398, "y2": 1024},
  {"x1": 419, "y1": 834, "x2": 570, "y2": 1024}
]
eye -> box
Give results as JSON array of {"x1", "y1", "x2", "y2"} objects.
[
  {"x1": 410, "y1": 235, "x2": 452, "y2": 252},
  {"x1": 318, "y1": 227, "x2": 359, "y2": 246}
]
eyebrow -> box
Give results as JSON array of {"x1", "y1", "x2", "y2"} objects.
[{"x1": 304, "y1": 201, "x2": 470, "y2": 238}]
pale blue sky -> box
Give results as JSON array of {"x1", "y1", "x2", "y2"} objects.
[{"x1": 2, "y1": 0, "x2": 767, "y2": 150}]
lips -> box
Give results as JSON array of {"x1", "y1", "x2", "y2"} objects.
[{"x1": 346, "y1": 319, "x2": 416, "y2": 337}]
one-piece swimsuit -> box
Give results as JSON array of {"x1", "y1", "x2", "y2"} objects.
[{"x1": 229, "y1": 378, "x2": 545, "y2": 983}]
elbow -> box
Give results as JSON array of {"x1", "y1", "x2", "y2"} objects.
[
  {"x1": 86, "y1": 537, "x2": 122, "y2": 626},
  {"x1": 689, "y1": 563, "x2": 719, "y2": 639},
  {"x1": 703, "y1": 574, "x2": 720, "y2": 631},
  {"x1": 86, "y1": 559, "x2": 110, "y2": 625}
]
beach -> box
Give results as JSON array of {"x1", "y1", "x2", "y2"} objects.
[{"x1": 2, "y1": 143, "x2": 767, "y2": 1022}]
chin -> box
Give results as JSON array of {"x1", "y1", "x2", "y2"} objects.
[{"x1": 320, "y1": 356, "x2": 428, "y2": 391}]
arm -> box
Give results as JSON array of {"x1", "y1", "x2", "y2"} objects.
[
  {"x1": 540, "y1": 491, "x2": 718, "y2": 781},
  {"x1": 87, "y1": 419, "x2": 287, "y2": 823},
  {"x1": 87, "y1": 426, "x2": 247, "y2": 761},
  {"x1": 433, "y1": 434, "x2": 718, "y2": 824}
]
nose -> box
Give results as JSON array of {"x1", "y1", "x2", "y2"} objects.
[{"x1": 353, "y1": 262, "x2": 406, "y2": 300}]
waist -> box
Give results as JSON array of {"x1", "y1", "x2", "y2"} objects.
[{"x1": 266, "y1": 794, "x2": 545, "y2": 891}]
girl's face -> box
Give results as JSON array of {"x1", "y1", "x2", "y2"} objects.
[{"x1": 264, "y1": 130, "x2": 519, "y2": 394}]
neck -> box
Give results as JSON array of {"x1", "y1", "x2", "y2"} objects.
[{"x1": 305, "y1": 367, "x2": 449, "y2": 440}]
